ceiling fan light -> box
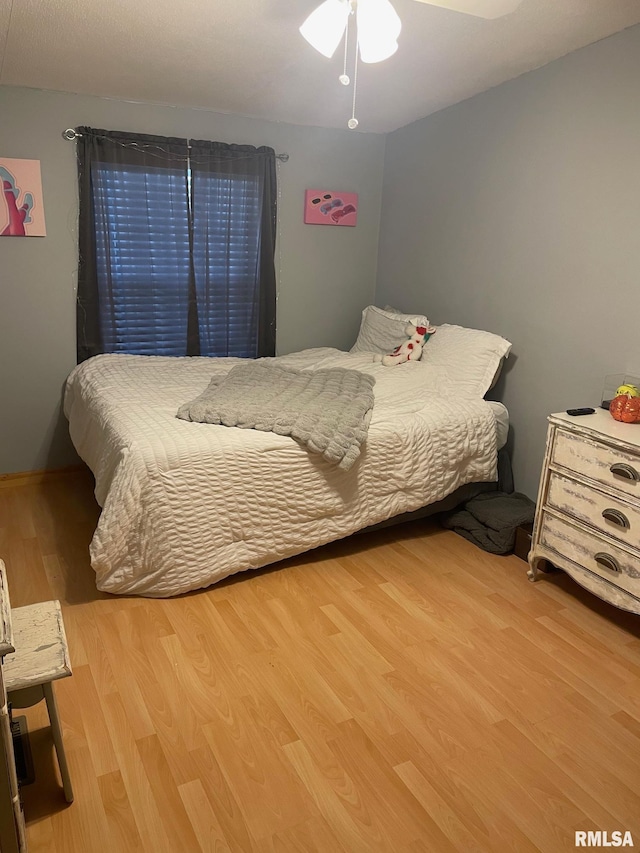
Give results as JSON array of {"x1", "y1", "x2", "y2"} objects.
[
  {"x1": 299, "y1": 0, "x2": 351, "y2": 59},
  {"x1": 357, "y1": 0, "x2": 401, "y2": 63},
  {"x1": 359, "y1": 36, "x2": 399, "y2": 63}
]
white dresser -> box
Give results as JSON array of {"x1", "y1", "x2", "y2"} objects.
[{"x1": 528, "y1": 410, "x2": 640, "y2": 614}]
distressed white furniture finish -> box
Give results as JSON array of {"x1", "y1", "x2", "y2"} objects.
[
  {"x1": 528, "y1": 410, "x2": 640, "y2": 614},
  {"x1": 3, "y1": 600, "x2": 74, "y2": 804},
  {"x1": 0, "y1": 560, "x2": 27, "y2": 853}
]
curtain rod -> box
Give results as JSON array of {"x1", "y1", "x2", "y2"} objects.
[{"x1": 62, "y1": 128, "x2": 289, "y2": 162}]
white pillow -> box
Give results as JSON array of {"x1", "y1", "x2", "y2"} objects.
[
  {"x1": 421, "y1": 323, "x2": 512, "y2": 396},
  {"x1": 351, "y1": 306, "x2": 429, "y2": 355}
]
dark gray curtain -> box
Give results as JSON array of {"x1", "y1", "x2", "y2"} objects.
[
  {"x1": 189, "y1": 140, "x2": 277, "y2": 358},
  {"x1": 76, "y1": 127, "x2": 277, "y2": 362}
]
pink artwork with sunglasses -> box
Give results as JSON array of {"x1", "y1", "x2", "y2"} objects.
[
  {"x1": 0, "y1": 158, "x2": 47, "y2": 237},
  {"x1": 304, "y1": 190, "x2": 358, "y2": 226}
]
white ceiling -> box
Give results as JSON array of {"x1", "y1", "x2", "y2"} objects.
[{"x1": 1, "y1": 0, "x2": 639, "y2": 134}]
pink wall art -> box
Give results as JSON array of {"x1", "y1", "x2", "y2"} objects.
[
  {"x1": 0, "y1": 158, "x2": 47, "y2": 237},
  {"x1": 304, "y1": 190, "x2": 358, "y2": 227}
]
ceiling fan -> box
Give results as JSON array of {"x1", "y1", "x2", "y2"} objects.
[{"x1": 300, "y1": 0, "x2": 524, "y2": 127}]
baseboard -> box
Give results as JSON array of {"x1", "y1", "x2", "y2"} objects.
[{"x1": 0, "y1": 465, "x2": 85, "y2": 489}]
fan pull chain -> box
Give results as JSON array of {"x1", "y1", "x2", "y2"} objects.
[
  {"x1": 339, "y1": 8, "x2": 350, "y2": 86},
  {"x1": 348, "y1": 36, "x2": 359, "y2": 129}
]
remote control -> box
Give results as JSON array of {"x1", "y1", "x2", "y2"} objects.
[{"x1": 566, "y1": 407, "x2": 596, "y2": 416}]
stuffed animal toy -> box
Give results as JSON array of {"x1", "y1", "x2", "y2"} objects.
[{"x1": 374, "y1": 321, "x2": 436, "y2": 366}]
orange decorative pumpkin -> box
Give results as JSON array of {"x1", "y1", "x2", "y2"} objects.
[{"x1": 610, "y1": 394, "x2": 640, "y2": 423}]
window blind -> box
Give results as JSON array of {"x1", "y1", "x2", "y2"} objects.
[
  {"x1": 93, "y1": 163, "x2": 192, "y2": 356},
  {"x1": 192, "y1": 172, "x2": 263, "y2": 358}
]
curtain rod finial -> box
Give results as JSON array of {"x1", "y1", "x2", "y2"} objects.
[{"x1": 63, "y1": 128, "x2": 78, "y2": 140}]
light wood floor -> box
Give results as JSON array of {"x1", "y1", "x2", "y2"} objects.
[{"x1": 1, "y1": 471, "x2": 639, "y2": 852}]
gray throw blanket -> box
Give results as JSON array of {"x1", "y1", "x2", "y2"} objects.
[
  {"x1": 440, "y1": 491, "x2": 536, "y2": 555},
  {"x1": 177, "y1": 362, "x2": 375, "y2": 470}
]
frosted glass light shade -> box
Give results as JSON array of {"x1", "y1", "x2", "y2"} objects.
[
  {"x1": 299, "y1": 0, "x2": 350, "y2": 59},
  {"x1": 357, "y1": 0, "x2": 401, "y2": 63}
]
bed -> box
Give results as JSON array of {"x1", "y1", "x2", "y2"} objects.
[{"x1": 64, "y1": 311, "x2": 512, "y2": 597}]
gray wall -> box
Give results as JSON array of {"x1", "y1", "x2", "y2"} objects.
[
  {"x1": 0, "y1": 86, "x2": 385, "y2": 473},
  {"x1": 376, "y1": 24, "x2": 640, "y2": 499}
]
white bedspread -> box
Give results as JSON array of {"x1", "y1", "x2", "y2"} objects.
[{"x1": 64, "y1": 348, "x2": 498, "y2": 597}]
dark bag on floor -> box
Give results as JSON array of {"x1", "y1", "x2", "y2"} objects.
[{"x1": 440, "y1": 491, "x2": 536, "y2": 555}]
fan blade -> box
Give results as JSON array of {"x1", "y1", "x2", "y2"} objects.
[
  {"x1": 300, "y1": 0, "x2": 350, "y2": 58},
  {"x1": 358, "y1": 0, "x2": 401, "y2": 64},
  {"x1": 412, "y1": 0, "x2": 523, "y2": 19}
]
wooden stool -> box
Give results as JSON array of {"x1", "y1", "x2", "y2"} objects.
[
  {"x1": 0, "y1": 562, "x2": 26, "y2": 853},
  {"x1": 2, "y1": 600, "x2": 74, "y2": 804}
]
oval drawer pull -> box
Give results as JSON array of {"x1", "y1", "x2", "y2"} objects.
[
  {"x1": 594, "y1": 552, "x2": 621, "y2": 573},
  {"x1": 601, "y1": 508, "x2": 630, "y2": 529},
  {"x1": 610, "y1": 462, "x2": 640, "y2": 481}
]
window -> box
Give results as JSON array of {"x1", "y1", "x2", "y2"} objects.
[
  {"x1": 76, "y1": 128, "x2": 277, "y2": 362},
  {"x1": 93, "y1": 162, "x2": 192, "y2": 356},
  {"x1": 192, "y1": 170, "x2": 263, "y2": 358}
]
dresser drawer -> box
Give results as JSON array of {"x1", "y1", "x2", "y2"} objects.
[
  {"x1": 540, "y1": 513, "x2": 640, "y2": 599},
  {"x1": 547, "y1": 472, "x2": 640, "y2": 549},
  {"x1": 552, "y1": 429, "x2": 640, "y2": 499}
]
